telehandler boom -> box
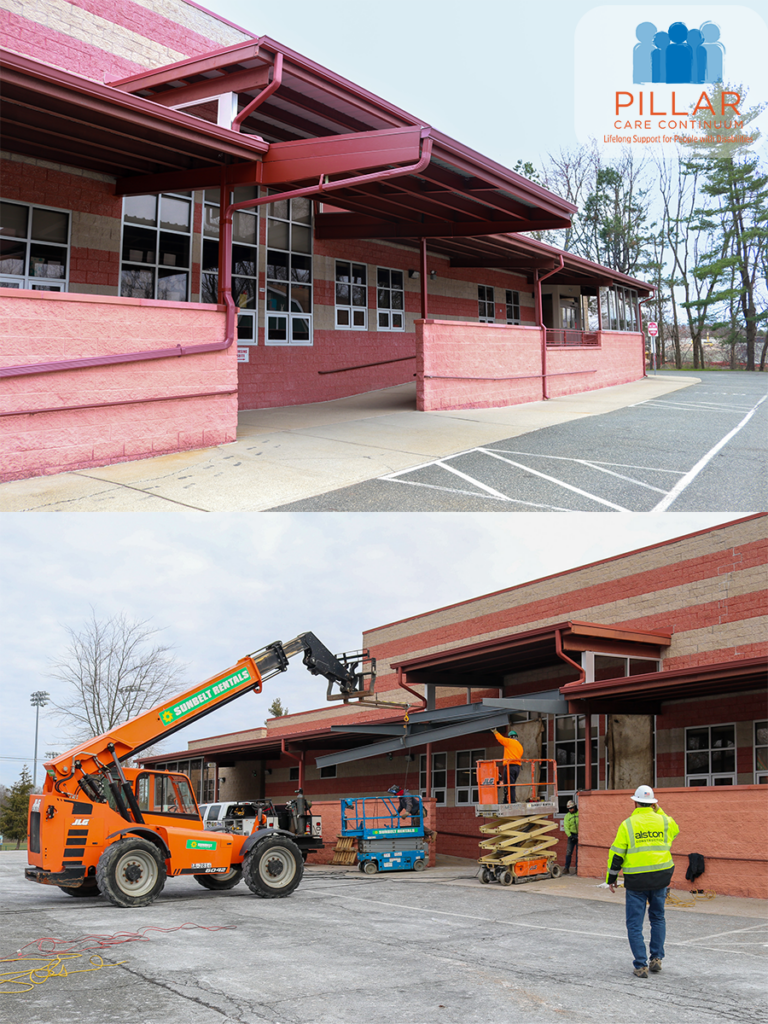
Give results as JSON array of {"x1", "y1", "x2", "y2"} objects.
[{"x1": 26, "y1": 633, "x2": 374, "y2": 908}]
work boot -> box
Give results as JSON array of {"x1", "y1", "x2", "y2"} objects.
[
  {"x1": 649, "y1": 959, "x2": 663, "y2": 973},
  {"x1": 633, "y1": 967, "x2": 649, "y2": 978}
]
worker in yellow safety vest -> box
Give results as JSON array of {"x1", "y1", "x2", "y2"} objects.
[
  {"x1": 607, "y1": 785, "x2": 680, "y2": 979},
  {"x1": 490, "y1": 727, "x2": 523, "y2": 803}
]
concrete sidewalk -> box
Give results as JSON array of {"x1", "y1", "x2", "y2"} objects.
[{"x1": 0, "y1": 374, "x2": 699, "y2": 512}]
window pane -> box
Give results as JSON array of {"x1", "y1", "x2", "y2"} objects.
[
  {"x1": 594, "y1": 656, "x2": 626, "y2": 681},
  {"x1": 291, "y1": 224, "x2": 312, "y2": 254},
  {"x1": 268, "y1": 315, "x2": 287, "y2": 340},
  {"x1": 711, "y1": 725, "x2": 735, "y2": 749},
  {"x1": 336, "y1": 308, "x2": 350, "y2": 326},
  {"x1": 390, "y1": 270, "x2": 403, "y2": 290},
  {"x1": 556, "y1": 717, "x2": 575, "y2": 741},
  {"x1": 233, "y1": 212, "x2": 257, "y2": 245},
  {"x1": 201, "y1": 272, "x2": 218, "y2": 304},
  {"x1": 203, "y1": 205, "x2": 220, "y2": 238},
  {"x1": 352, "y1": 309, "x2": 366, "y2": 326},
  {"x1": 121, "y1": 267, "x2": 154, "y2": 298},
  {"x1": 290, "y1": 284, "x2": 311, "y2": 313},
  {"x1": 233, "y1": 245, "x2": 257, "y2": 277},
  {"x1": 159, "y1": 231, "x2": 189, "y2": 269},
  {"x1": 291, "y1": 254, "x2": 312, "y2": 283},
  {"x1": 267, "y1": 282, "x2": 288, "y2": 311},
  {"x1": 237, "y1": 314, "x2": 254, "y2": 340},
  {"x1": 336, "y1": 283, "x2": 350, "y2": 304},
  {"x1": 377, "y1": 267, "x2": 390, "y2": 287},
  {"x1": 291, "y1": 316, "x2": 310, "y2": 342},
  {"x1": 160, "y1": 196, "x2": 190, "y2": 232},
  {"x1": 378, "y1": 312, "x2": 389, "y2": 328},
  {"x1": 686, "y1": 750, "x2": 709, "y2": 773},
  {"x1": 268, "y1": 220, "x2": 289, "y2": 249},
  {"x1": 713, "y1": 777, "x2": 734, "y2": 785},
  {"x1": 29, "y1": 243, "x2": 66, "y2": 279},
  {"x1": 378, "y1": 288, "x2": 390, "y2": 308},
  {"x1": 202, "y1": 239, "x2": 219, "y2": 275},
  {"x1": 392, "y1": 313, "x2": 403, "y2": 328},
  {"x1": 1, "y1": 201, "x2": 28, "y2": 238},
  {"x1": 232, "y1": 186, "x2": 257, "y2": 204},
  {"x1": 233, "y1": 277, "x2": 256, "y2": 309},
  {"x1": 352, "y1": 264, "x2": 366, "y2": 284},
  {"x1": 629, "y1": 659, "x2": 658, "y2": 676},
  {"x1": 267, "y1": 250, "x2": 289, "y2": 280},
  {"x1": 687, "y1": 728, "x2": 709, "y2": 751},
  {"x1": 124, "y1": 195, "x2": 157, "y2": 227},
  {"x1": 391, "y1": 290, "x2": 403, "y2": 310},
  {"x1": 336, "y1": 262, "x2": 350, "y2": 282},
  {"x1": 0, "y1": 238, "x2": 25, "y2": 275},
  {"x1": 157, "y1": 269, "x2": 187, "y2": 301},
  {"x1": 31, "y1": 208, "x2": 68, "y2": 244},
  {"x1": 352, "y1": 285, "x2": 366, "y2": 307},
  {"x1": 123, "y1": 225, "x2": 156, "y2": 264},
  {"x1": 711, "y1": 749, "x2": 735, "y2": 772},
  {"x1": 268, "y1": 198, "x2": 288, "y2": 219},
  {"x1": 756, "y1": 722, "x2": 768, "y2": 746},
  {"x1": 291, "y1": 197, "x2": 311, "y2": 223}
]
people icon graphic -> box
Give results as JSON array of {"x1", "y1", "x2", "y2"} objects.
[{"x1": 633, "y1": 20, "x2": 724, "y2": 84}]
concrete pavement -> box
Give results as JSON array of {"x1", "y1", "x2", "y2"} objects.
[
  {"x1": 2, "y1": 851, "x2": 765, "y2": 1024},
  {"x1": 0, "y1": 375, "x2": 699, "y2": 512}
]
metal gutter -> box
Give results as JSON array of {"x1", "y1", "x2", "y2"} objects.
[{"x1": 535, "y1": 256, "x2": 564, "y2": 400}]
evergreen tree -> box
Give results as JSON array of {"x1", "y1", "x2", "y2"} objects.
[
  {"x1": 266, "y1": 697, "x2": 288, "y2": 722},
  {"x1": 0, "y1": 766, "x2": 34, "y2": 849}
]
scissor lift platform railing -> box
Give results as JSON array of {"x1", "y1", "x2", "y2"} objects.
[
  {"x1": 475, "y1": 758, "x2": 561, "y2": 885},
  {"x1": 340, "y1": 796, "x2": 428, "y2": 873}
]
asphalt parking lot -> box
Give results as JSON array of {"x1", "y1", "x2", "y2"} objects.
[
  {"x1": 2, "y1": 852, "x2": 766, "y2": 1024},
  {"x1": 273, "y1": 374, "x2": 768, "y2": 512}
]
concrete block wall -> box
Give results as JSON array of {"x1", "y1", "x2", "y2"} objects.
[
  {"x1": 546, "y1": 330, "x2": 645, "y2": 397},
  {"x1": 578, "y1": 786, "x2": 768, "y2": 898},
  {"x1": 0, "y1": 290, "x2": 237, "y2": 480}
]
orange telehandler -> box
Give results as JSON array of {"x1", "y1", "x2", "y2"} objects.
[{"x1": 25, "y1": 633, "x2": 374, "y2": 908}]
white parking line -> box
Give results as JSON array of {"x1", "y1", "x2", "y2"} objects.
[
  {"x1": 385, "y1": 476, "x2": 571, "y2": 511},
  {"x1": 640, "y1": 401, "x2": 756, "y2": 413},
  {"x1": 490, "y1": 448, "x2": 684, "y2": 475},
  {"x1": 652, "y1": 393, "x2": 768, "y2": 512},
  {"x1": 479, "y1": 449, "x2": 631, "y2": 511}
]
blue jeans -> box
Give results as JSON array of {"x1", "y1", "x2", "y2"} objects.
[
  {"x1": 625, "y1": 887, "x2": 667, "y2": 969},
  {"x1": 565, "y1": 835, "x2": 578, "y2": 870},
  {"x1": 497, "y1": 763, "x2": 521, "y2": 803}
]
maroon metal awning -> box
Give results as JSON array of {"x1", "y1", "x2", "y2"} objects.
[{"x1": 0, "y1": 49, "x2": 267, "y2": 179}]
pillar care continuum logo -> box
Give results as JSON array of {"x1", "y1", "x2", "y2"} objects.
[{"x1": 574, "y1": 5, "x2": 768, "y2": 149}]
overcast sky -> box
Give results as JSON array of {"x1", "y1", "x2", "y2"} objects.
[
  {"x1": 0, "y1": 512, "x2": 739, "y2": 789},
  {"x1": 198, "y1": 0, "x2": 768, "y2": 164}
]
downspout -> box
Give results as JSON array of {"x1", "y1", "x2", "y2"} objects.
[
  {"x1": 281, "y1": 738, "x2": 304, "y2": 791},
  {"x1": 534, "y1": 256, "x2": 563, "y2": 399},
  {"x1": 396, "y1": 667, "x2": 427, "y2": 711},
  {"x1": 554, "y1": 628, "x2": 586, "y2": 683},
  {"x1": 232, "y1": 52, "x2": 283, "y2": 131}
]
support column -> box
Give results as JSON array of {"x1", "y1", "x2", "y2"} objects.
[
  {"x1": 425, "y1": 742, "x2": 432, "y2": 800},
  {"x1": 420, "y1": 237, "x2": 428, "y2": 320},
  {"x1": 584, "y1": 704, "x2": 592, "y2": 791}
]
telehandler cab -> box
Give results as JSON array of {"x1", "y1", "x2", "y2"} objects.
[{"x1": 25, "y1": 633, "x2": 374, "y2": 908}]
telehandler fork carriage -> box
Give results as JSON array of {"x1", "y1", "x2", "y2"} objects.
[{"x1": 25, "y1": 633, "x2": 375, "y2": 908}]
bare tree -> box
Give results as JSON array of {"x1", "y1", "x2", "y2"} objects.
[{"x1": 48, "y1": 611, "x2": 185, "y2": 743}]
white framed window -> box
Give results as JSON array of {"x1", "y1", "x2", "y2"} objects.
[
  {"x1": 685, "y1": 724, "x2": 736, "y2": 786},
  {"x1": 419, "y1": 751, "x2": 447, "y2": 805},
  {"x1": 755, "y1": 721, "x2": 768, "y2": 783},
  {"x1": 554, "y1": 714, "x2": 598, "y2": 813},
  {"x1": 478, "y1": 284, "x2": 494, "y2": 322},
  {"x1": 319, "y1": 764, "x2": 337, "y2": 779},
  {"x1": 456, "y1": 749, "x2": 485, "y2": 804},
  {"x1": 266, "y1": 195, "x2": 312, "y2": 345},
  {"x1": 582, "y1": 652, "x2": 660, "y2": 683},
  {"x1": 201, "y1": 187, "x2": 260, "y2": 343},
  {"x1": 0, "y1": 200, "x2": 70, "y2": 291},
  {"x1": 120, "y1": 192, "x2": 192, "y2": 302},
  {"x1": 335, "y1": 261, "x2": 367, "y2": 329},
  {"x1": 505, "y1": 289, "x2": 520, "y2": 324},
  {"x1": 376, "y1": 267, "x2": 404, "y2": 330}
]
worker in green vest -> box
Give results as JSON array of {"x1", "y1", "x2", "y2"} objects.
[
  {"x1": 563, "y1": 799, "x2": 579, "y2": 874},
  {"x1": 607, "y1": 785, "x2": 680, "y2": 978},
  {"x1": 490, "y1": 727, "x2": 523, "y2": 803}
]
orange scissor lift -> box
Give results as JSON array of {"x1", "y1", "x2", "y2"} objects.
[{"x1": 475, "y1": 758, "x2": 561, "y2": 885}]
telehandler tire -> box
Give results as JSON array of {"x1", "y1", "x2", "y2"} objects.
[
  {"x1": 96, "y1": 837, "x2": 167, "y2": 908},
  {"x1": 242, "y1": 836, "x2": 303, "y2": 898},
  {"x1": 194, "y1": 865, "x2": 243, "y2": 890},
  {"x1": 58, "y1": 880, "x2": 100, "y2": 897}
]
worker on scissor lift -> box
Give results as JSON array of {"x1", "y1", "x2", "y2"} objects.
[{"x1": 490, "y1": 727, "x2": 523, "y2": 803}]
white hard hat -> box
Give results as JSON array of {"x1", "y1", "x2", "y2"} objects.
[{"x1": 632, "y1": 785, "x2": 657, "y2": 804}]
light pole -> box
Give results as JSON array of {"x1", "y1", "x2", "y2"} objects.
[{"x1": 30, "y1": 691, "x2": 50, "y2": 788}]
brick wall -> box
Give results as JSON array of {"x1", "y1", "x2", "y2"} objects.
[
  {"x1": 578, "y1": 786, "x2": 768, "y2": 898},
  {"x1": 547, "y1": 330, "x2": 645, "y2": 397},
  {"x1": 0, "y1": 290, "x2": 237, "y2": 480}
]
